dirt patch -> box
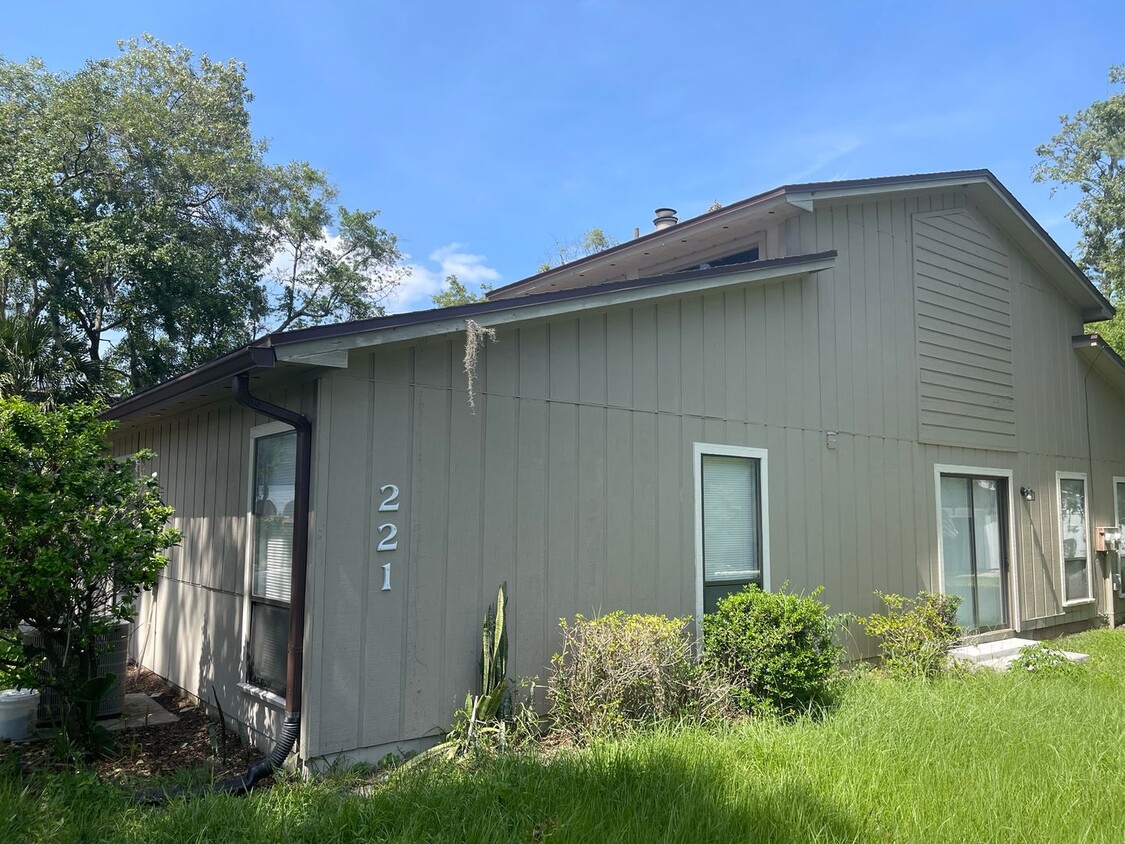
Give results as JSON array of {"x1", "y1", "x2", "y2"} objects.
[{"x1": 9, "y1": 665, "x2": 265, "y2": 783}]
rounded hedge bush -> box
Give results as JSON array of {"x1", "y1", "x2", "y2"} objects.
[
  {"x1": 702, "y1": 584, "x2": 842, "y2": 716},
  {"x1": 547, "y1": 612, "x2": 730, "y2": 739}
]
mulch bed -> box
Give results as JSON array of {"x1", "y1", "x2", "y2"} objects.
[{"x1": 9, "y1": 664, "x2": 266, "y2": 783}]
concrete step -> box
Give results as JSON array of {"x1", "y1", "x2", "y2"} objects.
[{"x1": 951, "y1": 637, "x2": 1089, "y2": 672}]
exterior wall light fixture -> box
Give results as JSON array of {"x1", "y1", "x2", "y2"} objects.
[{"x1": 1019, "y1": 486, "x2": 1036, "y2": 502}]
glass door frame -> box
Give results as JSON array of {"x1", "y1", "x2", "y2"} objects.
[{"x1": 933, "y1": 464, "x2": 1020, "y2": 634}]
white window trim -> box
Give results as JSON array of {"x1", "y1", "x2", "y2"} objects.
[
  {"x1": 1114, "y1": 476, "x2": 1125, "y2": 530},
  {"x1": 241, "y1": 419, "x2": 298, "y2": 697},
  {"x1": 237, "y1": 681, "x2": 285, "y2": 710},
  {"x1": 693, "y1": 443, "x2": 770, "y2": 631},
  {"x1": 1056, "y1": 470, "x2": 1094, "y2": 607},
  {"x1": 1114, "y1": 476, "x2": 1125, "y2": 598},
  {"x1": 932, "y1": 464, "x2": 1021, "y2": 632}
]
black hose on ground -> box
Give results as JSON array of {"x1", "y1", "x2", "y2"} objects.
[
  {"x1": 133, "y1": 712, "x2": 301, "y2": 805},
  {"x1": 213, "y1": 711, "x2": 301, "y2": 796}
]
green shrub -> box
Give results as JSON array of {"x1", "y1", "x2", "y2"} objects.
[
  {"x1": 859, "y1": 591, "x2": 961, "y2": 678},
  {"x1": 547, "y1": 612, "x2": 729, "y2": 739},
  {"x1": 702, "y1": 584, "x2": 842, "y2": 716},
  {"x1": 0, "y1": 399, "x2": 180, "y2": 750},
  {"x1": 1010, "y1": 642, "x2": 1083, "y2": 677}
]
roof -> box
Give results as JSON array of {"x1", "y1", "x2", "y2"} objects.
[
  {"x1": 1073, "y1": 333, "x2": 1125, "y2": 397},
  {"x1": 105, "y1": 250, "x2": 837, "y2": 421},
  {"x1": 490, "y1": 169, "x2": 1112, "y2": 322}
]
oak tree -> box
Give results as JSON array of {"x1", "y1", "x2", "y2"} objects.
[
  {"x1": 0, "y1": 36, "x2": 401, "y2": 394},
  {"x1": 1034, "y1": 66, "x2": 1125, "y2": 349}
]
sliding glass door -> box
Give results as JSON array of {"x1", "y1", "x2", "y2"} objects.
[{"x1": 939, "y1": 475, "x2": 1010, "y2": 631}]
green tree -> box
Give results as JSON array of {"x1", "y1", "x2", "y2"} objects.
[
  {"x1": 431, "y1": 273, "x2": 491, "y2": 308},
  {"x1": 1034, "y1": 66, "x2": 1125, "y2": 349},
  {"x1": 0, "y1": 399, "x2": 179, "y2": 751},
  {"x1": 538, "y1": 227, "x2": 619, "y2": 273},
  {"x1": 264, "y1": 161, "x2": 401, "y2": 331},
  {"x1": 0, "y1": 36, "x2": 401, "y2": 394}
]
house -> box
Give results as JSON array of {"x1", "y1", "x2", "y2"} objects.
[{"x1": 106, "y1": 169, "x2": 1125, "y2": 770}]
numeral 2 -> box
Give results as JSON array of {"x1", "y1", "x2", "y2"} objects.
[
  {"x1": 378, "y1": 484, "x2": 400, "y2": 512},
  {"x1": 376, "y1": 523, "x2": 398, "y2": 551}
]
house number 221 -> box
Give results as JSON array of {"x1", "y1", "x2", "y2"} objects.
[{"x1": 376, "y1": 484, "x2": 400, "y2": 591}]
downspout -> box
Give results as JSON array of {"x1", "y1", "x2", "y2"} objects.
[
  {"x1": 217, "y1": 372, "x2": 312, "y2": 794},
  {"x1": 1081, "y1": 347, "x2": 1115, "y2": 628}
]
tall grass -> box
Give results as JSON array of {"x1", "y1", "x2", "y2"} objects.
[{"x1": 3, "y1": 629, "x2": 1125, "y2": 842}]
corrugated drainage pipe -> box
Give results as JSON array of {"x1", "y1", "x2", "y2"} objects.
[{"x1": 136, "y1": 374, "x2": 312, "y2": 805}]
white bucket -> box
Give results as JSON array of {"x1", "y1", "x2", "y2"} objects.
[{"x1": 0, "y1": 689, "x2": 40, "y2": 741}]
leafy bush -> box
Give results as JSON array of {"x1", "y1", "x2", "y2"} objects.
[
  {"x1": 0, "y1": 399, "x2": 180, "y2": 750},
  {"x1": 859, "y1": 591, "x2": 961, "y2": 678},
  {"x1": 702, "y1": 584, "x2": 843, "y2": 716},
  {"x1": 548, "y1": 612, "x2": 729, "y2": 739},
  {"x1": 1010, "y1": 642, "x2": 1083, "y2": 677}
]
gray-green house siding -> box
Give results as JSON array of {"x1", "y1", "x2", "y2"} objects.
[{"x1": 111, "y1": 184, "x2": 1125, "y2": 765}]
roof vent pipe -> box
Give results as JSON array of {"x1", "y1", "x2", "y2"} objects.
[{"x1": 653, "y1": 208, "x2": 678, "y2": 230}]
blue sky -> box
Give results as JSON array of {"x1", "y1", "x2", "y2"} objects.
[{"x1": 3, "y1": 2, "x2": 1123, "y2": 312}]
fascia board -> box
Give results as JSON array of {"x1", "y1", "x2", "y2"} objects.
[
  {"x1": 273, "y1": 348, "x2": 350, "y2": 368},
  {"x1": 969, "y1": 185, "x2": 1112, "y2": 320},
  {"x1": 274, "y1": 255, "x2": 836, "y2": 361},
  {"x1": 785, "y1": 173, "x2": 992, "y2": 206}
]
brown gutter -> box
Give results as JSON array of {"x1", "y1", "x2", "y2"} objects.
[{"x1": 103, "y1": 345, "x2": 276, "y2": 420}]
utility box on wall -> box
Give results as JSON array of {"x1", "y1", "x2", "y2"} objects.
[{"x1": 1095, "y1": 526, "x2": 1122, "y2": 553}]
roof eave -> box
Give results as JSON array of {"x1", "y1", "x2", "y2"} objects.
[
  {"x1": 106, "y1": 250, "x2": 837, "y2": 422},
  {"x1": 487, "y1": 188, "x2": 794, "y2": 299},
  {"x1": 273, "y1": 251, "x2": 837, "y2": 363},
  {"x1": 102, "y1": 345, "x2": 276, "y2": 421},
  {"x1": 1073, "y1": 333, "x2": 1125, "y2": 396}
]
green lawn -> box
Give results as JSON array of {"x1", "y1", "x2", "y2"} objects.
[{"x1": 4, "y1": 629, "x2": 1125, "y2": 843}]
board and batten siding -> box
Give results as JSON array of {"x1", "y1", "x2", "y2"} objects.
[
  {"x1": 305, "y1": 267, "x2": 935, "y2": 761},
  {"x1": 100, "y1": 185, "x2": 1125, "y2": 765},
  {"x1": 302, "y1": 187, "x2": 1125, "y2": 762},
  {"x1": 109, "y1": 381, "x2": 317, "y2": 752}
]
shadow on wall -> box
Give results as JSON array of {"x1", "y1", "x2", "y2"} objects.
[
  {"x1": 1027, "y1": 505, "x2": 1062, "y2": 611},
  {"x1": 196, "y1": 597, "x2": 259, "y2": 742}
]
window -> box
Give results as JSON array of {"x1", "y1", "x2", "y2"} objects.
[
  {"x1": 691, "y1": 246, "x2": 760, "y2": 271},
  {"x1": 247, "y1": 428, "x2": 297, "y2": 696},
  {"x1": 694, "y1": 444, "x2": 769, "y2": 621},
  {"x1": 1057, "y1": 472, "x2": 1092, "y2": 605}
]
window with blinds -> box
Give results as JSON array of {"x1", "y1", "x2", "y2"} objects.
[
  {"x1": 700, "y1": 452, "x2": 764, "y2": 613},
  {"x1": 249, "y1": 431, "x2": 296, "y2": 696}
]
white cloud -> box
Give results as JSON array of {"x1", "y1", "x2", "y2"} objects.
[
  {"x1": 384, "y1": 243, "x2": 502, "y2": 314},
  {"x1": 782, "y1": 133, "x2": 864, "y2": 183}
]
